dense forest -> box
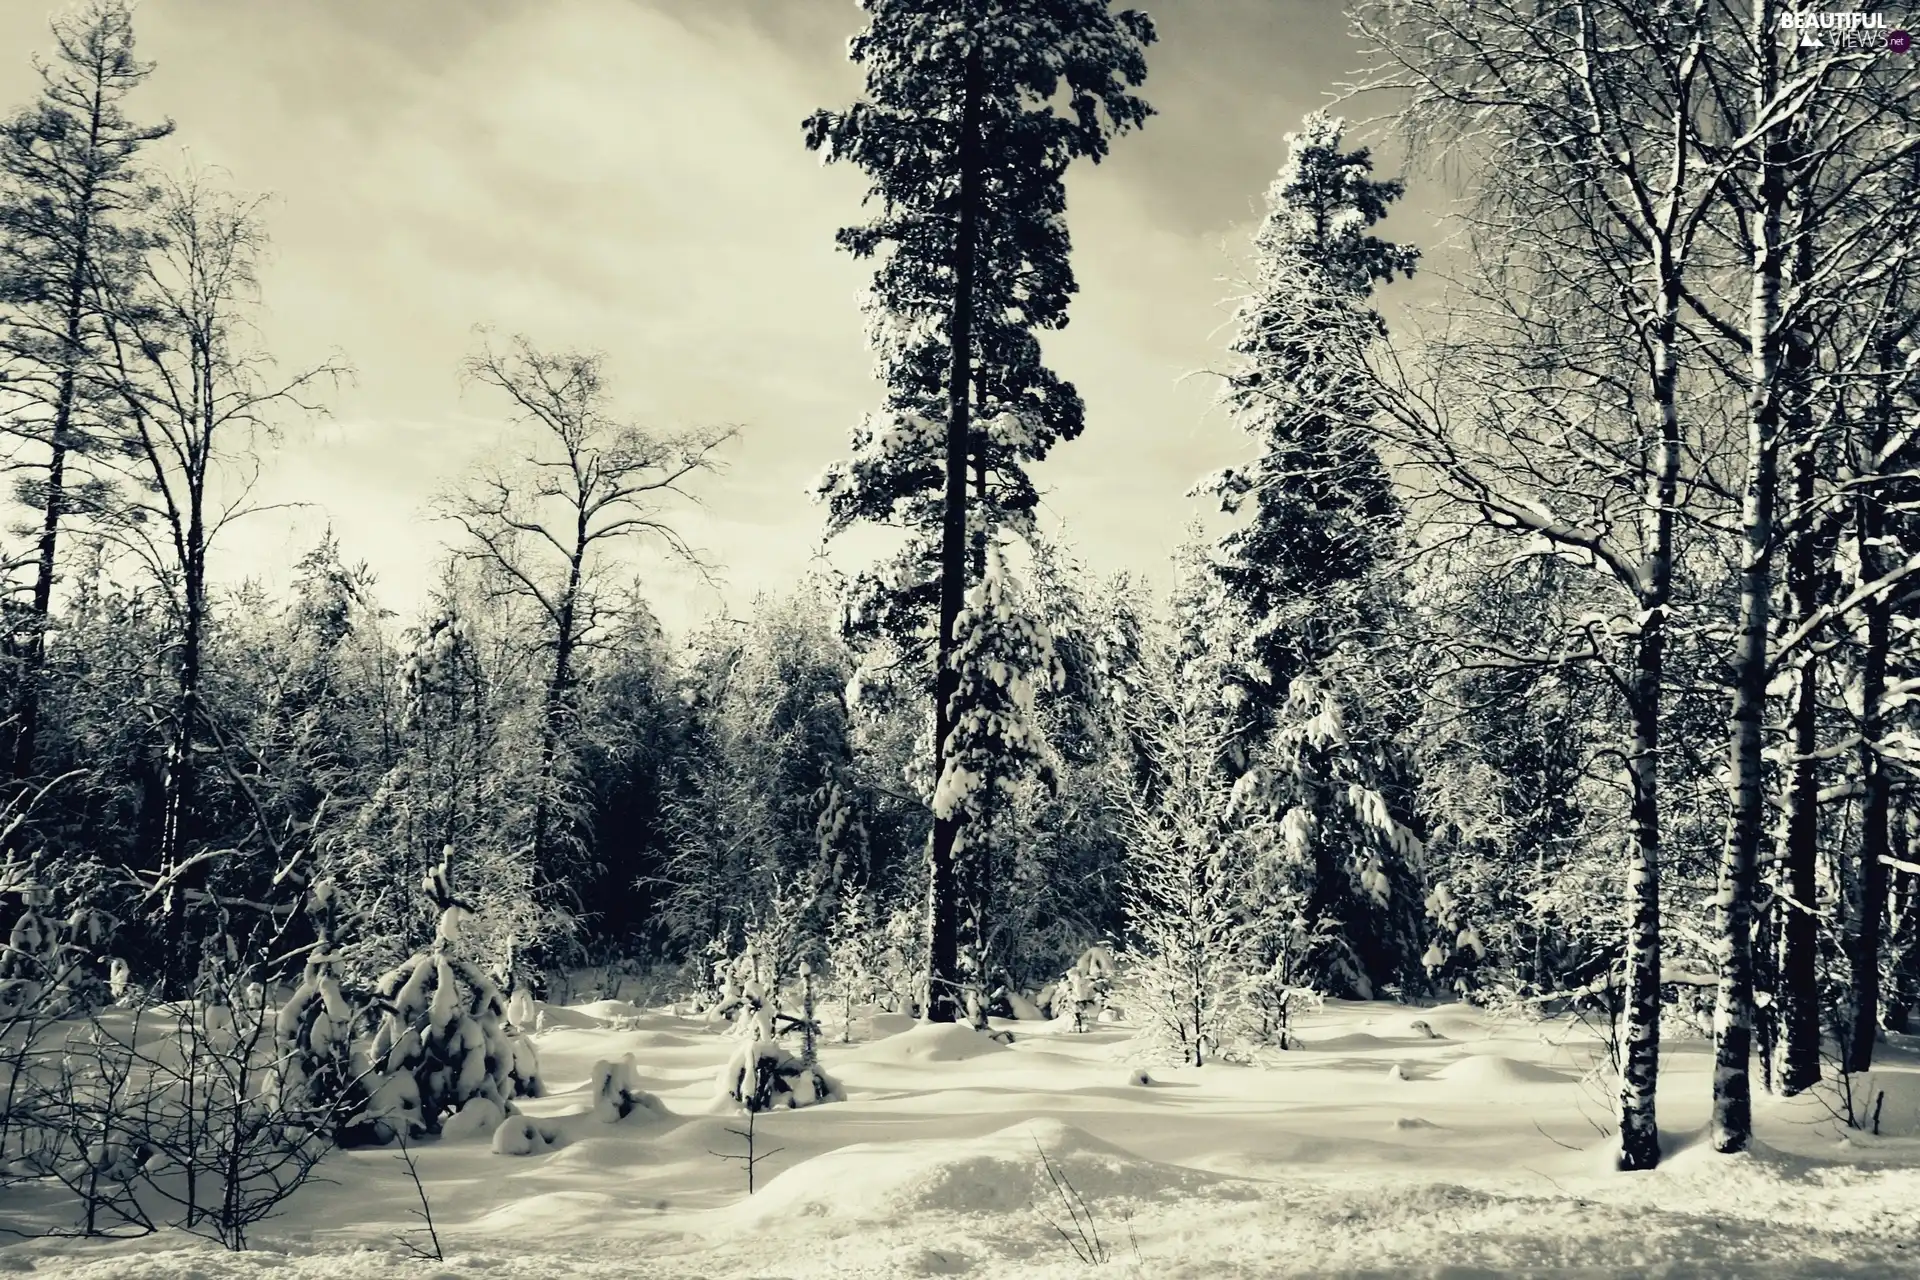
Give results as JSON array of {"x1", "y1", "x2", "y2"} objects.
[{"x1": 1, "y1": 0, "x2": 1916, "y2": 1187}]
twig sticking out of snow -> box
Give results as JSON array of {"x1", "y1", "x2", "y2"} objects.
[
  {"x1": 1031, "y1": 1132, "x2": 1108, "y2": 1265},
  {"x1": 707, "y1": 1109, "x2": 783, "y2": 1195},
  {"x1": 392, "y1": 1133, "x2": 444, "y2": 1261}
]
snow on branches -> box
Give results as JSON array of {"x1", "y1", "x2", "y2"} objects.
[
  {"x1": 932, "y1": 548, "x2": 1064, "y2": 831},
  {"x1": 364, "y1": 849, "x2": 542, "y2": 1139}
]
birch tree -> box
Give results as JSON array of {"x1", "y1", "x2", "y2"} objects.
[{"x1": 1360, "y1": 0, "x2": 1729, "y2": 1171}]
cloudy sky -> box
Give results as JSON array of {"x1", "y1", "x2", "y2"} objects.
[{"x1": 0, "y1": 0, "x2": 1440, "y2": 636}]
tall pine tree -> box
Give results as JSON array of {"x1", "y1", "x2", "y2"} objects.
[
  {"x1": 0, "y1": 0, "x2": 171, "y2": 781},
  {"x1": 805, "y1": 0, "x2": 1153, "y2": 1022},
  {"x1": 1191, "y1": 113, "x2": 1421, "y2": 998}
]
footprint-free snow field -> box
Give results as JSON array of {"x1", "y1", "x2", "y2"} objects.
[{"x1": 7, "y1": 998, "x2": 1920, "y2": 1279}]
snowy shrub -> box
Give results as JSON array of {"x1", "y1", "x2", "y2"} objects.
[
  {"x1": 826, "y1": 884, "x2": 884, "y2": 1039},
  {"x1": 590, "y1": 1055, "x2": 664, "y2": 1123},
  {"x1": 716, "y1": 1037, "x2": 842, "y2": 1113},
  {"x1": 367, "y1": 851, "x2": 542, "y2": 1138}
]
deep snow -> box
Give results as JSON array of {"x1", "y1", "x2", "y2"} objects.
[{"x1": 6, "y1": 998, "x2": 1920, "y2": 1278}]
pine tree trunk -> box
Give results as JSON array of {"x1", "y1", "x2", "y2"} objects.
[
  {"x1": 925, "y1": 30, "x2": 984, "y2": 1026},
  {"x1": 1711, "y1": 0, "x2": 1786, "y2": 1151}
]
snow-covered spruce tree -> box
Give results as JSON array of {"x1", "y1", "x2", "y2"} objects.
[
  {"x1": 365, "y1": 851, "x2": 541, "y2": 1139},
  {"x1": 1196, "y1": 110, "x2": 1415, "y2": 735},
  {"x1": 978, "y1": 546, "x2": 1147, "y2": 999},
  {"x1": 273, "y1": 878, "x2": 377, "y2": 1144},
  {"x1": 713, "y1": 951, "x2": 841, "y2": 1114},
  {"x1": 805, "y1": 0, "x2": 1154, "y2": 1022},
  {"x1": 1190, "y1": 114, "x2": 1423, "y2": 999}
]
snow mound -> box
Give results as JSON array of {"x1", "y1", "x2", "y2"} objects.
[
  {"x1": 1433, "y1": 1053, "x2": 1570, "y2": 1085},
  {"x1": 857, "y1": 1022, "x2": 1011, "y2": 1064},
  {"x1": 573, "y1": 998, "x2": 649, "y2": 1021},
  {"x1": 441, "y1": 1095, "x2": 507, "y2": 1140},
  {"x1": 1302, "y1": 1032, "x2": 1395, "y2": 1052},
  {"x1": 733, "y1": 1118, "x2": 1218, "y2": 1224},
  {"x1": 867, "y1": 1011, "x2": 920, "y2": 1038}
]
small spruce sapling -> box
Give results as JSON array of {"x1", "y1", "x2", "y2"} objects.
[
  {"x1": 274, "y1": 878, "x2": 377, "y2": 1144},
  {"x1": 366, "y1": 849, "x2": 543, "y2": 1138},
  {"x1": 714, "y1": 967, "x2": 841, "y2": 1113}
]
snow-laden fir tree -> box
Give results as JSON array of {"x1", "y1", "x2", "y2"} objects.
[
  {"x1": 1189, "y1": 113, "x2": 1423, "y2": 999},
  {"x1": 805, "y1": 0, "x2": 1154, "y2": 1022},
  {"x1": 365, "y1": 850, "x2": 541, "y2": 1139},
  {"x1": 713, "y1": 958, "x2": 841, "y2": 1114},
  {"x1": 1196, "y1": 110, "x2": 1415, "y2": 717},
  {"x1": 273, "y1": 878, "x2": 376, "y2": 1144}
]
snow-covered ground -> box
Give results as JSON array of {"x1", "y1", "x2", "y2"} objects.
[{"x1": 8, "y1": 999, "x2": 1920, "y2": 1278}]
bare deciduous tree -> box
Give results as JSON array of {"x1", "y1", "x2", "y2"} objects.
[{"x1": 444, "y1": 334, "x2": 731, "y2": 961}]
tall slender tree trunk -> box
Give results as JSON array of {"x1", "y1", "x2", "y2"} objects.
[
  {"x1": 1619, "y1": 273, "x2": 1680, "y2": 1173},
  {"x1": 1844, "y1": 330, "x2": 1898, "y2": 1073},
  {"x1": 1775, "y1": 170, "x2": 1824, "y2": 1095},
  {"x1": 926, "y1": 29, "x2": 984, "y2": 1025},
  {"x1": 159, "y1": 511, "x2": 206, "y2": 992},
  {"x1": 1777, "y1": 441, "x2": 1822, "y2": 1095},
  {"x1": 1711, "y1": 0, "x2": 1787, "y2": 1152}
]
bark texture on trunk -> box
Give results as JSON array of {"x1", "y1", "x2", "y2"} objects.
[
  {"x1": 1711, "y1": 0, "x2": 1787, "y2": 1153},
  {"x1": 925, "y1": 31, "x2": 984, "y2": 1025}
]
